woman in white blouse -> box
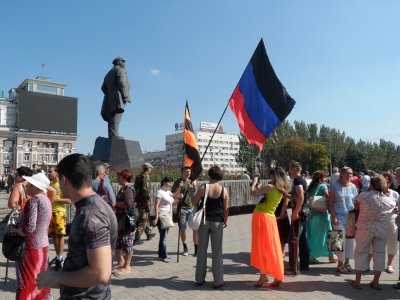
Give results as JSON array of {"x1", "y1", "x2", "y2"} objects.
[
  {"x1": 351, "y1": 175, "x2": 395, "y2": 290},
  {"x1": 152, "y1": 177, "x2": 181, "y2": 263}
]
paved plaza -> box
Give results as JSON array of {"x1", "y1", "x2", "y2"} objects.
[{"x1": 0, "y1": 192, "x2": 399, "y2": 299}]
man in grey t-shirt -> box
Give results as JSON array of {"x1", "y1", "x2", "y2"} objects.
[{"x1": 36, "y1": 154, "x2": 117, "y2": 299}]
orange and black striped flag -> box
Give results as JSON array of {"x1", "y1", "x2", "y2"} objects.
[{"x1": 184, "y1": 101, "x2": 203, "y2": 180}]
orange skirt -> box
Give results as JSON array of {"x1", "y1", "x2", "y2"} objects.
[{"x1": 251, "y1": 212, "x2": 284, "y2": 281}]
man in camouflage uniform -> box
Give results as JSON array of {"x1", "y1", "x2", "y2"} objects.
[
  {"x1": 134, "y1": 163, "x2": 155, "y2": 245},
  {"x1": 172, "y1": 164, "x2": 197, "y2": 256}
]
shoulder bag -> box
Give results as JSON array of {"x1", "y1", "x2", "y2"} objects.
[
  {"x1": 309, "y1": 184, "x2": 328, "y2": 212},
  {"x1": 188, "y1": 184, "x2": 209, "y2": 231},
  {"x1": 159, "y1": 200, "x2": 174, "y2": 229},
  {"x1": 2, "y1": 204, "x2": 26, "y2": 261}
]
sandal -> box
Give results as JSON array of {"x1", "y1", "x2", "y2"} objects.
[
  {"x1": 387, "y1": 265, "x2": 394, "y2": 273},
  {"x1": 270, "y1": 280, "x2": 282, "y2": 287},
  {"x1": 255, "y1": 278, "x2": 268, "y2": 287},
  {"x1": 112, "y1": 265, "x2": 124, "y2": 270},
  {"x1": 113, "y1": 268, "x2": 131, "y2": 277},
  {"x1": 350, "y1": 281, "x2": 362, "y2": 289},
  {"x1": 337, "y1": 266, "x2": 348, "y2": 274},
  {"x1": 213, "y1": 283, "x2": 224, "y2": 289},
  {"x1": 344, "y1": 263, "x2": 353, "y2": 272},
  {"x1": 369, "y1": 282, "x2": 381, "y2": 290},
  {"x1": 309, "y1": 259, "x2": 319, "y2": 264},
  {"x1": 329, "y1": 256, "x2": 338, "y2": 263}
]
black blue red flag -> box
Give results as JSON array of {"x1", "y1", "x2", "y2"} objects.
[{"x1": 229, "y1": 39, "x2": 296, "y2": 150}]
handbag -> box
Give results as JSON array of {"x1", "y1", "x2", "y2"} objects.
[
  {"x1": 345, "y1": 208, "x2": 359, "y2": 239},
  {"x1": 159, "y1": 203, "x2": 174, "y2": 229},
  {"x1": 188, "y1": 184, "x2": 209, "y2": 231},
  {"x1": 2, "y1": 206, "x2": 25, "y2": 261},
  {"x1": 327, "y1": 229, "x2": 344, "y2": 252},
  {"x1": 2, "y1": 233, "x2": 25, "y2": 261},
  {"x1": 118, "y1": 213, "x2": 136, "y2": 236},
  {"x1": 300, "y1": 205, "x2": 312, "y2": 222},
  {"x1": 309, "y1": 185, "x2": 328, "y2": 212}
]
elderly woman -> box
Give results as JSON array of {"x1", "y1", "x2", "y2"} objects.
[
  {"x1": 307, "y1": 171, "x2": 337, "y2": 264},
  {"x1": 328, "y1": 166, "x2": 358, "y2": 274},
  {"x1": 378, "y1": 172, "x2": 398, "y2": 273},
  {"x1": 6, "y1": 173, "x2": 52, "y2": 299},
  {"x1": 351, "y1": 175, "x2": 395, "y2": 289},
  {"x1": 92, "y1": 162, "x2": 116, "y2": 207},
  {"x1": 250, "y1": 167, "x2": 290, "y2": 288},
  {"x1": 189, "y1": 165, "x2": 229, "y2": 288},
  {"x1": 113, "y1": 169, "x2": 136, "y2": 277},
  {"x1": 152, "y1": 177, "x2": 181, "y2": 262}
]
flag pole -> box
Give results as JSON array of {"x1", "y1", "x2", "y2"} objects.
[{"x1": 176, "y1": 97, "x2": 233, "y2": 262}]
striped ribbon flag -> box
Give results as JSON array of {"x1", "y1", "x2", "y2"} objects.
[{"x1": 183, "y1": 101, "x2": 203, "y2": 180}]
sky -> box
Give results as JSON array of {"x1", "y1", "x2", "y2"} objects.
[{"x1": 1, "y1": 1, "x2": 399, "y2": 155}]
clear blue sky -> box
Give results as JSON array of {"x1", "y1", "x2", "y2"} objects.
[{"x1": 1, "y1": 1, "x2": 399, "y2": 155}]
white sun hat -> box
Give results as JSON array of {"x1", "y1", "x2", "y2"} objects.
[{"x1": 23, "y1": 173, "x2": 50, "y2": 192}]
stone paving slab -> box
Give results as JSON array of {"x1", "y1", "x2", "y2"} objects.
[{"x1": 0, "y1": 189, "x2": 399, "y2": 299}]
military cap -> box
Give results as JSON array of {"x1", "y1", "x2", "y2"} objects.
[
  {"x1": 143, "y1": 162, "x2": 153, "y2": 169},
  {"x1": 112, "y1": 56, "x2": 125, "y2": 64}
]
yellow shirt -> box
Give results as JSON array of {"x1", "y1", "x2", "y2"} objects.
[
  {"x1": 50, "y1": 181, "x2": 66, "y2": 212},
  {"x1": 254, "y1": 186, "x2": 283, "y2": 216}
]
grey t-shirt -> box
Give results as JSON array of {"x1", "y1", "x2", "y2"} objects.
[{"x1": 60, "y1": 194, "x2": 117, "y2": 300}]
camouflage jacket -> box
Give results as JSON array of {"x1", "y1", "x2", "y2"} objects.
[{"x1": 134, "y1": 172, "x2": 151, "y2": 203}]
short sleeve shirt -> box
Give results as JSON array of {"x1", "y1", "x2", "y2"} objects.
[
  {"x1": 172, "y1": 178, "x2": 196, "y2": 210},
  {"x1": 50, "y1": 181, "x2": 66, "y2": 212},
  {"x1": 60, "y1": 194, "x2": 117, "y2": 300},
  {"x1": 356, "y1": 190, "x2": 395, "y2": 236},
  {"x1": 155, "y1": 187, "x2": 174, "y2": 215},
  {"x1": 332, "y1": 181, "x2": 358, "y2": 225},
  {"x1": 291, "y1": 176, "x2": 307, "y2": 208}
]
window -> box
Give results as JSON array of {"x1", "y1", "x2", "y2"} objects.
[
  {"x1": 4, "y1": 141, "x2": 13, "y2": 148},
  {"x1": 51, "y1": 154, "x2": 57, "y2": 162},
  {"x1": 24, "y1": 141, "x2": 31, "y2": 147},
  {"x1": 45, "y1": 154, "x2": 49, "y2": 161},
  {"x1": 39, "y1": 154, "x2": 43, "y2": 161},
  {"x1": 6, "y1": 119, "x2": 15, "y2": 126},
  {"x1": 6, "y1": 107, "x2": 15, "y2": 114},
  {"x1": 24, "y1": 153, "x2": 30, "y2": 161},
  {"x1": 27, "y1": 83, "x2": 33, "y2": 91},
  {"x1": 4, "y1": 152, "x2": 13, "y2": 161},
  {"x1": 36, "y1": 84, "x2": 57, "y2": 95}
]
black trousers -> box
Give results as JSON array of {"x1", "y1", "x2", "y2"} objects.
[{"x1": 288, "y1": 218, "x2": 309, "y2": 270}]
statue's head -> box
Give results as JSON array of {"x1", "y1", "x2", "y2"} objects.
[{"x1": 112, "y1": 56, "x2": 125, "y2": 68}]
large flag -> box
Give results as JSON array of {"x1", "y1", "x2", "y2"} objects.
[
  {"x1": 183, "y1": 101, "x2": 203, "y2": 180},
  {"x1": 229, "y1": 39, "x2": 296, "y2": 151}
]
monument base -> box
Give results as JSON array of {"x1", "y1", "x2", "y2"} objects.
[{"x1": 91, "y1": 137, "x2": 144, "y2": 169}]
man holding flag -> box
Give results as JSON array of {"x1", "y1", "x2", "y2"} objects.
[{"x1": 172, "y1": 164, "x2": 197, "y2": 256}]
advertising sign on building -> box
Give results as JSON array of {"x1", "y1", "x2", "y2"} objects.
[{"x1": 200, "y1": 122, "x2": 223, "y2": 133}]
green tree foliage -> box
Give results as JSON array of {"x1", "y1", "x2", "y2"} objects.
[{"x1": 235, "y1": 120, "x2": 400, "y2": 175}]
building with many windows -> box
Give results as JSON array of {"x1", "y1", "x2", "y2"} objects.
[
  {"x1": 143, "y1": 128, "x2": 242, "y2": 174},
  {"x1": 0, "y1": 76, "x2": 77, "y2": 174}
]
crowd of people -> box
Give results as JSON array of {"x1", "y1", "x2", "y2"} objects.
[{"x1": 3, "y1": 155, "x2": 400, "y2": 298}]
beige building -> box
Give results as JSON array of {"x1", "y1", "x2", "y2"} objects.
[{"x1": 0, "y1": 76, "x2": 77, "y2": 174}]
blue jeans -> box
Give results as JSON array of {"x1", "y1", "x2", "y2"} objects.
[{"x1": 157, "y1": 220, "x2": 170, "y2": 259}]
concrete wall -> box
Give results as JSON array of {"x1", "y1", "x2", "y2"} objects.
[{"x1": 66, "y1": 180, "x2": 268, "y2": 225}]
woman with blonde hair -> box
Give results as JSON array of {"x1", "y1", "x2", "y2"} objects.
[
  {"x1": 328, "y1": 166, "x2": 358, "y2": 274},
  {"x1": 250, "y1": 167, "x2": 291, "y2": 288}
]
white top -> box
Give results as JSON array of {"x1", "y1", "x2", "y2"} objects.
[
  {"x1": 331, "y1": 173, "x2": 340, "y2": 182},
  {"x1": 361, "y1": 175, "x2": 370, "y2": 188},
  {"x1": 156, "y1": 186, "x2": 174, "y2": 215}
]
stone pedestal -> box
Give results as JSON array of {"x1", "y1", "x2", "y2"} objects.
[{"x1": 91, "y1": 137, "x2": 144, "y2": 169}]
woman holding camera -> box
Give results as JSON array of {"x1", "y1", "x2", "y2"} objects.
[{"x1": 250, "y1": 167, "x2": 290, "y2": 288}]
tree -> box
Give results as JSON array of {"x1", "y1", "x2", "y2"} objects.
[
  {"x1": 303, "y1": 143, "x2": 330, "y2": 173},
  {"x1": 344, "y1": 147, "x2": 365, "y2": 172},
  {"x1": 234, "y1": 133, "x2": 259, "y2": 176},
  {"x1": 275, "y1": 137, "x2": 308, "y2": 170}
]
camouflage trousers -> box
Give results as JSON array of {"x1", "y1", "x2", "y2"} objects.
[{"x1": 135, "y1": 204, "x2": 152, "y2": 240}]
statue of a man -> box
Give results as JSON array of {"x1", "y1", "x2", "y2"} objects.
[{"x1": 101, "y1": 56, "x2": 131, "y2": 139}]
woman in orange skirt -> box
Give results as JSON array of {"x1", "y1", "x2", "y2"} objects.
[{"x1": 250, "y1": 167, "x2": 291, "y2": 287}]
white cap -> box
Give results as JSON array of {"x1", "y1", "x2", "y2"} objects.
[{"x1": 23, "y1": 173, "x2": 50, "y2": 192}]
